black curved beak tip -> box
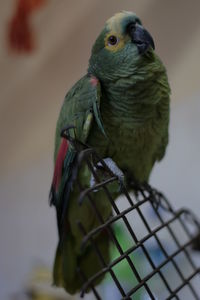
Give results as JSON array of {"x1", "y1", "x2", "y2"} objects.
[{"x1": 129, "y1": 23, "x2": 155, "y2": 54}]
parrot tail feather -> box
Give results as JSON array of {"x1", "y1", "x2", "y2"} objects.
[{"x1": 53, "y1": 231, "x2": 110, "y2": 295}]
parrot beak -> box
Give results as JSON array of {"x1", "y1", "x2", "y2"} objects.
[{"x1": 128, "y1": 23, "x2": 155, "y2": 54}]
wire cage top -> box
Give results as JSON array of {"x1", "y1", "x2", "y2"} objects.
[{"x1": 59, "y1": 130, "x2": 200, "y2": 300}]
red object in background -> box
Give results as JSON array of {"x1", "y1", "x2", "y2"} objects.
[{"x1": 8, "y1": 0, "x2": 46, "y2": 53}]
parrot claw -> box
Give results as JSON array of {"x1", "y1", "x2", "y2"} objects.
[
  {"x1": 101, "y1": 158, "x2": 125, "y2": 192},
  {"x1": 90, "y1": 157, "x2": 125, "y2": 192},
  {"x1": 89, "y1": 170, "x2": 99, "y2": 193},
  {"x1": 60, "y1": 125, "x2": 76, "y2": 139},
  {"x1": 117, "y1": 173, "x2": 126, "y2": 192}
]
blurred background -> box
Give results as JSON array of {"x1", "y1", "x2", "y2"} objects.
[{"x1": 0, "y1": 0, "x2": 200, "y2": 299}]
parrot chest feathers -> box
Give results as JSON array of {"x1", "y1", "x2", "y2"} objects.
[
  {"x1": 104, "y1": 109, "x2": 161, "y2": 181},
  {"x1": 96, "y1": 78, "x2": 169, "y2": 182}
]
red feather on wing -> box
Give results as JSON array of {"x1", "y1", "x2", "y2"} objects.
[{"x1": 52, "y1": 138, "x2": 68, "y2": 193}]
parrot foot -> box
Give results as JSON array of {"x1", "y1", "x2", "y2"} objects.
[{"x1": 90, "y1": 158, "x2": 125, "y2": 192}]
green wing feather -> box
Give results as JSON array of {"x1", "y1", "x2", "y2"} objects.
[
  {"x1": 52, "y1": 75, "x2": 105, "y2": 233},
  {"x1": 54, "y1": 75, "x2": 104, "y2": 158}
]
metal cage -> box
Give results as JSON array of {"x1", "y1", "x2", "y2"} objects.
[{"x1": 62, "y1": 130, "x2": 200, "y2": 300}]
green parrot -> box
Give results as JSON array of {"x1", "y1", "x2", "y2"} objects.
[{"x1": 49, "y1": 11, "x2": 170, "y2": 295}]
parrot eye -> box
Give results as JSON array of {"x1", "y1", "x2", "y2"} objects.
[{"x1": 107, "y1": 35, "x2": 118, "y2": 46}]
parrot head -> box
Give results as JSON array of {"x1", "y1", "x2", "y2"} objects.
[{"x1": 88, "y1": 11, "x2": 159, "y2": 82}]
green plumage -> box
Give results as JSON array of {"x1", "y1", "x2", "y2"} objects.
[{"x1": 51, "y1": 11, "x2": 170, "y2": 294}]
